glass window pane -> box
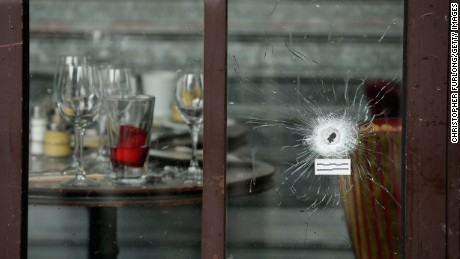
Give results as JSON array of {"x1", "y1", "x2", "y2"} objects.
[
  {"x1": 28, "y1": 0, "x2": 204, "y2": 258},
  {"x1": 226, "y1": 0, "x2": 404, "y2": 258}
]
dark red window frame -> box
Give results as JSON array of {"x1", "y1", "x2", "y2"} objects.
[
  {"x1": 405, "y1": 0, "x2": 459, "y2": 258},
  {"x1": 0, "y1": 0, "x2": 28, "y2": 258},
  {"x1": 0, "y1": 0, "x2": 458, "y2": 258}
]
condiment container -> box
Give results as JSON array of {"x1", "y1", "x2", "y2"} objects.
[
  {"x1": 44, "y1": 108, "x2": 71, "y2": 157},
  {"x1": 30, "y1": 106, "x2": 47, "y2": 155}
]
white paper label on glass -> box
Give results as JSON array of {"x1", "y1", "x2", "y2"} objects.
[{"x1": 315, "y1": 159, "x2": 351, "y2": 175}]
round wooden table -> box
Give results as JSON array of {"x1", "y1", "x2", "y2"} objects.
[{"x1": 29, "y1": 157, "x2": 275, "y2": 259}]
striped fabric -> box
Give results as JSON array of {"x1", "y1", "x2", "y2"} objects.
[{"x1": 340, "y1": 119, "x2": 402, "y2": 259}]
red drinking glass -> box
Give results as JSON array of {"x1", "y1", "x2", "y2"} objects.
[{"x1": 107, "y1": 95, "x2": 155, "y2": 184}]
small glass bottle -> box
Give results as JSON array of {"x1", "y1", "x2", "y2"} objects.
[{"x1": 44, "y1": 108, "x2": 71, "y2": 158}]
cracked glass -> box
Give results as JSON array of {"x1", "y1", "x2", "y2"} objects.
[{"x1": 226, "y1": 0, "x2": 404, "y2": 258}]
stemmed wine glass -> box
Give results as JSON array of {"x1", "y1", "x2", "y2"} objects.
[
  {"x1": 54, "y1": 56, "x2": 102, "y2": 186},
  {"x1": 54, "y1": 56, "x2": 88, "y2": 175},
  {"x1": 174, "y1": 71, "x2": 204, "y2": 185},
  {"x1": 89, "y1": 67, "x2": 136, "y2": 175}
]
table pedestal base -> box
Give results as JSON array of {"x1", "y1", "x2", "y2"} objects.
[{"x1": 88, "y1": 207, "x2": 118, "y2": 259}]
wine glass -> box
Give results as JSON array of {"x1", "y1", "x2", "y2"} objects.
[
  {"x1": 89, "y1": 67, "x2": 136, "y2": 175},
  {"x1": 54, "y1": 56, "x2": 89, "y2": 175},
  {"x1": 174, "y1": 72, "x2": 204, "y2": 185},
  {"x1": 55, "y1": 56, "x2": 102, "y2": 186}
]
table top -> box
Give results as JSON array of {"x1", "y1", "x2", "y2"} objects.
[
  {"x1": 28, "y1": 119, "x2": 273, "y2": 207},
  {"x1": 29, "y1": 157, "x2": 275, "y2": 207}
]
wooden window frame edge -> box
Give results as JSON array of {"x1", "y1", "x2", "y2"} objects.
[
  {"x1": 0, "y1": 0, "x2": 28, "y2": 258},
  {"x1": 405, "y1": 0, "x2": 459, "y2": 258},
  {"x1": 202, "y1": 0, "x2": 227, "y2": 258}
]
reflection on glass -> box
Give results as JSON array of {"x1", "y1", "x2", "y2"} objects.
[{"x1": 226, "y1": 0, "x2": 403, "y2": 258}]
